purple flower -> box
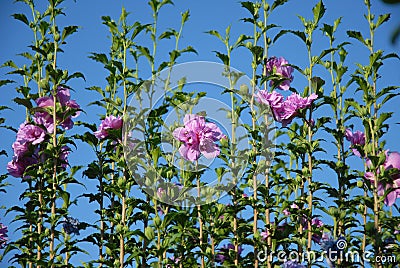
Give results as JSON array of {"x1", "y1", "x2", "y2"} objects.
[
  {"x1": 256, "y1": 90, "x2": 284, "y2": 108},
  {"x1": 283, "y1": 203, "x2": 299, "y2": 216},
  {"x1": 62, "y1": 216, "x2": 80, "y2": 235},
  {"x1": 174, "y1": 182, "x2": 183, "y2": 190},
  {"x1": 57, "y1": 86, "x2": 71, "y2": 106},
  {"x1": 312, "y1": 218, "x2": 324, "y2": 228},
  {"x1": 265, "y1": 57, "x2": 294, "y2": 90},
  {"x1": 16, "y1": 123, "x2": 46, "y2": 145},
  {"x1": 173, "y1": 114, "x2": 225, "y2": 162},
  {"x1": 311, "y1": 218, "x2": 324, "y2": 243},
  {"x1": 12, "y1": 141, "x2": 29, "y2": 160},
  {"x1": 345, "y1": 129, "x2": 365, "y2": 145},
  {"x1": 33, "y1": 112, "x2": 54, "y2": 133},
  {"x1": 261, "y1": 230, "x2": 269, "y2": 241},
  {"x1": 60, "y1": 146, "x2": 70, "y2": 168},
  {"x1": 94, "y1": 115, "x2": 123, "y2": 139},
  {"x1": 345, "y1": 129, "x2": 365, "y2": 157},
  {"x1": 169, "y1": 256, "x2": 181, "y2": 264},
  {"x1": 7, "y1": 155, "x2": 38, "y2": 178},
  {"x1": 282, "y1": 260, "x2": 306, "y2": 268},
  {"x1": 256, "y1": 91, "x2": 317, "y2": 126},
  {"x1": 215, "y1": 254, "x2": 227, "y2": 264},
  {"x1": 36, "y1": 96, "x2": 54, "y2": 108},
  {"x1": 157, "y1": 187, "x2": 165, "y2": 199},
  {"x1": 215, "y1": 243, "x2": 243, "y2": 263},
  {"x1": 0, "y1": 223, "x2": 8, "y2": 249},
  {"x1": 365, "y1": 151, "x2": 400, "y2": 206},
  {"x1": 34, "y1": 86, "x2": 80, "y2": 132}
]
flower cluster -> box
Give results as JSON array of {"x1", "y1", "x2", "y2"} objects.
[
  {"x1": 62, "y1": 216, "x2": 80, "y2": 235},
  {"x1": 0, "y1": 223, "x2": 8, "y2": 249},
  {"x1": 7, "y1": 123, "x2": 44, "y2": 178},
  {"x1": 256, "y1": 90, "x2": 317, "y2": 127},
  {"x1": 173, "y1": 114, "x2": 225, "y2": 161},
  {"x1": 265, "y1": 56, "x2": 294, "y2": 90},
  {"x1": 281, "y1": 204, "x2": 324, "y2": 243},
  {"x1": 365, "y1": 151, "x2": 400, "y2": 206},
  {"x1": 94, "y1": 115, "x2": 123, "y2": 139},
  {"x1": 7, "y1": 86, "x2": 79, "y2": 178},
  {"x1": 34, "y1": 86, "x2": 80, "y2": 133}
]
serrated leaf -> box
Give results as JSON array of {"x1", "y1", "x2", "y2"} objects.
[
  {"x1": 61, "y1": 25, "x2": 79, "y2": 42},
  {"x1": 158, "y1": 29, "x2": 176, "y2": 40},
  {"x1": 214, "y1": 51, "x2": 229, "y2": 66},
  {"x1": 206, "y1": 30, "x2": 223, "y2": 42},
  {"x1": 347, "y1": 30, "x2": 365, "y2": 45},
  {"x1": 375, "y1": 14, "x2": 390, "y2": 29},
  {"x1": 12, "y1": 13, "x2": 29, "y2": 26},
  {"x1": 0, "y1": 80, "x2": 15, "y2": 87},
  {"x1": 271, "y1": 0, "x2": 289, "y2": 11},
  {"x1": 89, "y1": 53, "x2": 108, "y2": 65},
  {"x1": 382, "y1": 52, "x2": 400, "y2": 60},
  {"x1": 66, "y1": 72, "x2": 85, "y2": 82},
  {"x1": 273, "y1": 30, "x2": 306, "y2": 44},
  {"x1": 241, "y1": 1, "x2": 256, "y2": 16},
  {"x1": 312, "y1": 1, "x2": 325, "y2": 24},
  {"x1": 2, "y1": 60, "x2": 18, "y2": 69},
  {"x1": 13, "y1": 97, "x2": 32, "y2": 109},
  {"x1": 137, "y1": 46, "x2": 153, "y2": 64},
  {"x1": 316, "y1": 48, "x2": 336, "y2": 63},
  {"x1": 29, "y1": 45, "x2": 47, "y2": 57},
  {"x1": 181, "y1": 10, "x2": 190, "y2": 24}
]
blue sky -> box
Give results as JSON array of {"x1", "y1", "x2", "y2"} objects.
[{"x1": 1, "y1": 0, "x2": 400, "y2": 266}]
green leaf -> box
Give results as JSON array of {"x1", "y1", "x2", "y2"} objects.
[
  {"x1": 137, "y1": 46, "x2": 154, "y2": 64},
  {"x1": 181, "y1": 10, "x2": 190, "y2": 24},
  {"x1": 12, "y1": 13, "x2": 29, "y2": 26},
  {"x1": 158, "y1": 29, "x2": 176, "y2": 40},
  {"x1": 89, "y1": 53, "x2": 108, "y2": 65},
  {"x1": 0, "y1": 80, "x2": 14, "y2": 87},
  {"x1": 315, "y1": 48, "x2": 336, "y2": 63},
  {"x1": 61, "y1": 25, "x2": 79, "y2": 42},
  {"x1": 181, "y1": 46, "x2": 197, "y2": 54},
  {"x1": 374, "y1": 14, "x2": 390, "y2": 29},
  {"x1": 213, "y1": 51, "x2": 229, "y2": 66},
  {"x1": 2, "y1": 60, "x2": 18, "y2": 69},
  {"x1": 206, "y1": 30, "x2": 224, "y2": 42},
  {"x1": 382, "y1": 52, "x2": 400, "y2": 60},
  {"x1": 271, "y1": 0, "x2": 289, "y2": 11},
  {"x1": 66, "y1": 72, "x2": 85, "y2": 82},
  {"x1": 273, "y1": 30, "x2": 306, "y2": 44},
  {"x1": 241, "y1": 1, "x2": 256, "y2": 16},
  {"x1": 346, "y1": 30, "x2": 366, "y2": 45},
  {"x1": 13, "y1": 97, "x2": 32, "y2": 109},
  {"x1": 376, "y1": 112, "x2": 392, "y2": 130},
  {"x1": 233, "y1": 34, "x2": 249, "y2": 49},
  {"x1": 312, "y1": 0, "x2": 326, "y2": 24},
  {"x1": 29, "y1": 45, "x2": 47, "y2": 57}
]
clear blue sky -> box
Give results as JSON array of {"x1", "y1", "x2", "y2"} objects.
[{"x1": 0, "y1": 0, "x2": 399, "y2": 266}]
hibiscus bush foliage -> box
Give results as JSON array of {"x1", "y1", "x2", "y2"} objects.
[{"x1": 0, "y1": 0, "x2": 400, "y2": 267}]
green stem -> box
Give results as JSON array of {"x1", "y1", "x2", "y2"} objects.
[
  {"x1": 196, "y1": 160, "x2": 205, "y2": 268},
  {"x1": 49, "y1": 13, "x2": 59, "y2": 267}
]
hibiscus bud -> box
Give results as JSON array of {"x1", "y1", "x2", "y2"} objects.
[
  {"x1": 145, "y1": 226, "x2": 155, "y2": 240},
  {"x1": 154, "y1": 215, "x2": 161, "y2": 227}
]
